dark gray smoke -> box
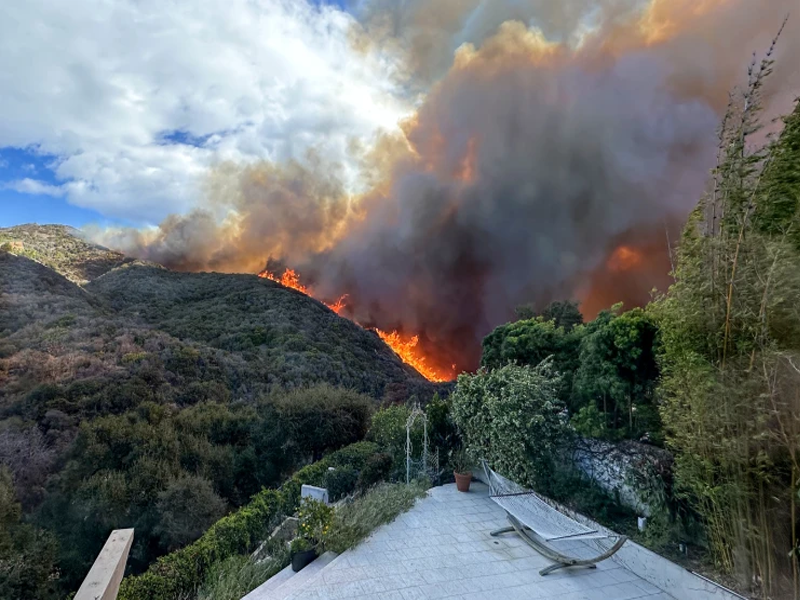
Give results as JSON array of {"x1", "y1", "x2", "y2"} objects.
[{"x1": 95, "y1": 0, "x2": 800, "y2": 372}]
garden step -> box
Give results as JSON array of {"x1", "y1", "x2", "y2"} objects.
[
  {"x1": 241, "y1": 563, "x2": 295, "y2": 600},
  {"x1": 252, "y1": 551, "x2": 338, "y2": 600},
  {"x1": 281, "y1": 552, "x2": 349, "y2": 599}
]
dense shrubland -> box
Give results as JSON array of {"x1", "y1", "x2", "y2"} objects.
[{"x1": 0, "y1": 244, "x2": 437, "y2": 598}]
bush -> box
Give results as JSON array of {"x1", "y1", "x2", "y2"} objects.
[
  {"x1": 273, "y1": 385, "x2": 374, "y2": 460},
  {"x1": 154, "y1": 475, "x2": 228, "y2": 551},
  {"x1": 368, "y1": 405, "x2": 420, "y2": 477},
  {"x1": 324, "y1": 481, "x2": 429, "y2": 554},
  {"x1": 357, "y1": 453, "x2": 393, "y2": 491},
  {"x1": 324, "y1": 467, "x2": 359, "y2": 502},
  {"x1": 297, "y1": 497, "x2": 333, "y2": 548},
  {"x1": 451, "y1": 360, "x2": 568, "y2": 491}
]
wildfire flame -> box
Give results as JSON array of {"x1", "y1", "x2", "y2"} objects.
[
  {"x1": 607, "y1": 246, "x2": 644, "y2": 272},
  {"x1": 258, "y1": 268, "x2": 309, "y2": 294},
  {"x1": 258, "y1": 267, "x2": 454, "y2": 381},
  {"x1": 373, "y1": 330, "x2": 455, "y2": 383}
]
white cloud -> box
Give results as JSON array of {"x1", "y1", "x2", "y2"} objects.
[
  {"x1": 0, "y1": 0, "x2": 411, "y2": 224},
  {"x1": 3, "y1": 178, "x2": 65, "y2": 197}
]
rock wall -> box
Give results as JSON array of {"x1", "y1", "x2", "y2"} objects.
[{"x1": 570, "y1": 438, "x2": 673, "y2": 517}]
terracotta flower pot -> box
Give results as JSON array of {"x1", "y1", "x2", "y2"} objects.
[
  {"x1": 291, "y1": 548, "x2": 318, "y2": 572},
  {"x1": 454, "y1": 471, "x2": 472, "y2": 492}
]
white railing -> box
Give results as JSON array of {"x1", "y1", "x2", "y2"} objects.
[{"x1": 74, "y1": 529, "x2": 134, "y2": 600}]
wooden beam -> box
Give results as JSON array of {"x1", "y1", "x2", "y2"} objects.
[{"x1": 74, "y1": 529, "x2": 134, "y2": 600}]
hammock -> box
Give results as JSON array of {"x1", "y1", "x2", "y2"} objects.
[{"x1": 483, "y1": 461, "x2": 627, "y2": 575}]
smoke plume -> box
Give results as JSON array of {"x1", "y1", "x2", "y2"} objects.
[{"x1": 95, "y1": 0, "x2": 800, "y2": 374}]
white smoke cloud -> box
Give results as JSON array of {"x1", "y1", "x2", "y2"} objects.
[
  {"x1": 0, "y1": 0, "x2": 410, "y2": 223},
  {"x1": 2, "y1": 178, "x2": 65, "y2": 197}
]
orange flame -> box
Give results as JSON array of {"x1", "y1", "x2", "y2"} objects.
[
  {"x1": 259, "y1": 268, "x2": 349, "y2": 314},
  {"x1": 328, "y1": 295, "x2": 348, "y2": 315},
  {"x1": 373, "y1": 329, "x2": 455, "y2": 383},
  {"x1": 258, "y1": 267, "x2": 453, "y2": 381},
  {"x1": 258, "y1": 268, "x2": 309, "y2": 294},
  {"x1": 607, "y1": 246, "x2": 644, "y2": 272}
]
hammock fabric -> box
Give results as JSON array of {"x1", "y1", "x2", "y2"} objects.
[{"x1": 482, "y1": 461, "x2": 628, "y2": 575}]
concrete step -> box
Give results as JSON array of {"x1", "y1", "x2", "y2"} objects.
[
  {"x1": 255, "y1": 551, "x2": 338, "y2": 600},
  {"x1": 281, "y1": 552, "x2": 350, "y2": 599},
  {"x1": 241, "y1": 563, "x2": 295, "y2": 600}
]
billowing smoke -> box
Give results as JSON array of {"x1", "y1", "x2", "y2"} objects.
[{"x1": 95, "y1": 0, "x2": 800, "y2": 373}]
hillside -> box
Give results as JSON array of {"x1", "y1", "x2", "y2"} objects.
[
  {"x1": 0, "y1": 224, "x2": 433, "y2": 401},
  {"x1": 0, "y1": 223, "x2": 142, "y2": 284},
  {"x1": 0, "y1": 225, "x2": 438, "y2": 594}
]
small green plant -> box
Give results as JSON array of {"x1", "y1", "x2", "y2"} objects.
[
  {"x1": 449, "y1": 447, "x2": 474, "y2": 474},
  {"x1": 570, "y1": 404, "x2": 609, "y2": 440},
  {"x1": 289, "y1": 537, "x2": 312, "y2": 554}
]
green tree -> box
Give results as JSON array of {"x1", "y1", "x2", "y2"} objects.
[
  {"x1": 481, "y1": 317, "x2": 583, "y2": 410},
  {"x1": 154, "y1": 475, "x2": 228, "y2": 551},
  {"x1": 272, "y1": 384, "x2": 373, "y2": 461},
  {"x1": 0, "y1": 467, "x2": 58, "y2": 600},
  {"x1": 571, "y1": 306, "x2": 660, "y2": 441},
  {"x1": 515, "y1": 300, "x2": 584, "y2": 331}
]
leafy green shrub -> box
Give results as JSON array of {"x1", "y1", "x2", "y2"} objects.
[
  {"x1": 481, "y1": 317, "x2": 583, "y2": 409},
  {"x1": 425, "y1": 393, "x2": 458, "y2": 458},
  {"x1": 451, "y1": 360, "x2": 567, "y2": 490},
  {"x1": 0, "y1": 467, "x2": 59, "y2": 600},
  {"x1": 571, "y1": 307, "x2": 660, "y2": 441},
  {"x1": 570, "y1": 404, "x2": 608, "y2": 440},
  {"x1": 324, "y1": 467, "x2": 359, "y2": 501},
  {"x1": 324, "y1": 481, "x2": 429, "y2": 554},
  {"x1": 154, "y1": 475, "x2": 228, "y2": 551},
  {"x1": 273, "y1": 385, "x2": 374, "y2": 460},
  {"x1": 368, "y1": 405, "x2": 420, "y2": 477},
  {"x1": 357, "y1": 453, "x2": 393, "y2": 491},
  {"x1": 289, "y1": 537, "x2": 312, "y2": 553},
  {"x1": 448, "y1": 447, "x2": 475, "y2": 474}
]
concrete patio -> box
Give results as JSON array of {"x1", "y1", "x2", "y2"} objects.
[{"x1": 257, "y1": 482, "x2": 678, "y2": 599}]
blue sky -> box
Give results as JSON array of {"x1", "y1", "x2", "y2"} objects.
[{"x1": 0, "y1": 147, "x2": 106, "y2": 228}]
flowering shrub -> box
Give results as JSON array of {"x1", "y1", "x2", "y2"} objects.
[{"x1": 296, "y1": 497, "x2": 333, "y2": 549}]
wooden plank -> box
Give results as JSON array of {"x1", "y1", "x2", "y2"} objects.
[{"x1": 74, "y1": 529, "x2": 134, "y2": 600}]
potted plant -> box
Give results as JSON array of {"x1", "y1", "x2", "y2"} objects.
[
  {"x1": 290, "y1": 497, "x2": 333, "y2": 572},
  {"x1": 290, "y1": 537, "x2": 316, "y2": 572},
  {"x1": 450, "y1": 447, "x2": 474, "y2": 492}
]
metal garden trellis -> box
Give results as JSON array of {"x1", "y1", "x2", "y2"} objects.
[{"x1": 406, "y1": 403, "x2": 428, "y2": 484}]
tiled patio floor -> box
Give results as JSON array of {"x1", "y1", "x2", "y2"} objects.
[{"x1": 285, "y1": 482, "x2": 675, "y2": 599}]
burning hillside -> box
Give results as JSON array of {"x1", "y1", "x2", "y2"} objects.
[
  {"x1": 259, "y1": 266, "x2": 455, "y2": 381},
  {"x1": 92, "y1": 0, "x2": 799, "y2": 378}
]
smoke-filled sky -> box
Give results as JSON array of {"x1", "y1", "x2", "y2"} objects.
[{"x1": 2, "y1": 0, "x2": 798, "y2": 372}]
